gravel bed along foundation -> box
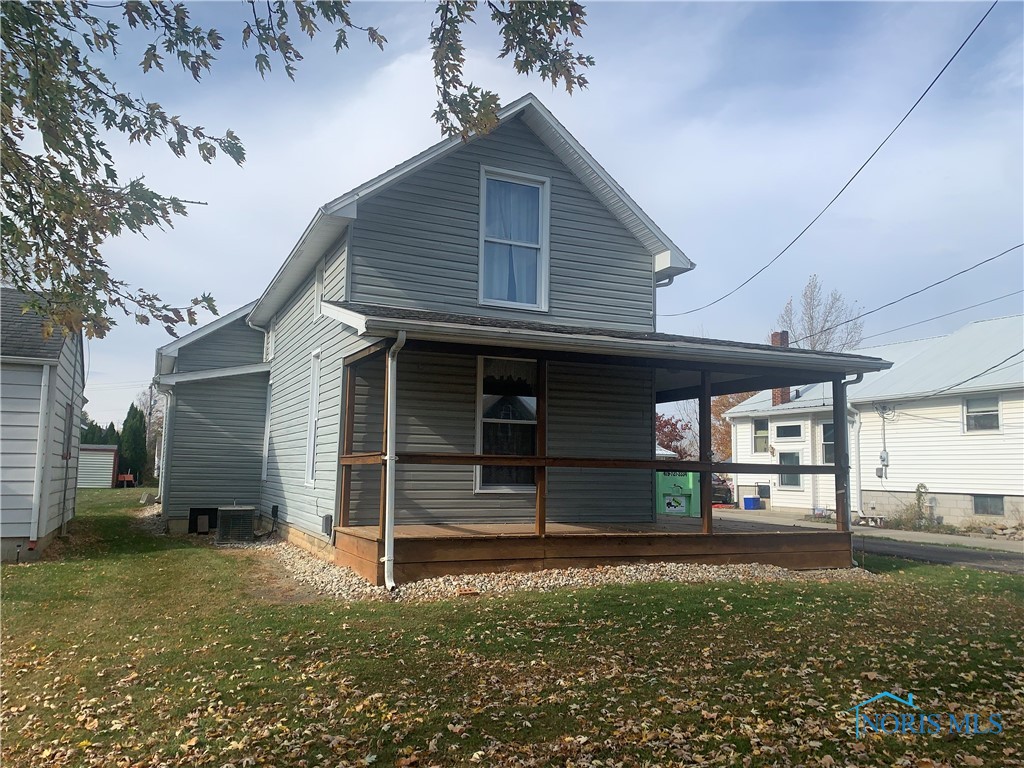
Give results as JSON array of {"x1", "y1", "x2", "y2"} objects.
[
  {"x1": 256, "y1": 537, "x2": 882, "y2": 603},
  {"x1": 127, "y1": 507, "x2": 883, "y2": 601}
]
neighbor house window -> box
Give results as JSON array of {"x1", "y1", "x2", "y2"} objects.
[
  {"x1": 477, "y1": 357, "x2": 537, "y2": 491},
  {"x1": 305, "y1": 350, "x2": 321, "y2": 486},
  {"x1": 778, "y1": 451, "x2": 801, "y2": 488},
  {"x1": 479, "y1": 168, "x2": 549, "y2": 310},
  {"x1": 964, "y1": 397, "x2": 999, "y2": 432},
  {"x1": 775, "y1": 424, "x2": 802, "y2": 439},
  {"x1": 973, "y1": 495, "x2": 1004, "y2": 516},
  {"x1": 821, "y1": 422, "x2": 835, "y2": 464},
  {"x1": 753, "y1": 418, "x2": 769, "y2": 453}
]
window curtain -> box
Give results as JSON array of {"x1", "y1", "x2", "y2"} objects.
[{"x1": 484, "y1": 179, "x2": 540, "y2": 304}]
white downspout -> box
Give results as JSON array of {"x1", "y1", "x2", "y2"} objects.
[
  {"x1": 853, "y1": 409, "x2": 864, "y2": 514},
  {"x1": 29, "y1": 365, "x2": 53, "y2": 547},
  {"x1": 383, "y1": 330, "x2": 407, "y2": 591}
]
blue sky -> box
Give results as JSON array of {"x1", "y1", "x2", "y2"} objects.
[{"x1": 82, "y1": 1, "x2": 1023, "y2": 426}]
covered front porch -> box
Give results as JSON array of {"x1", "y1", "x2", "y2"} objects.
[{"x1": 324, "y1": 302, "x2": 890, "y2": 587}]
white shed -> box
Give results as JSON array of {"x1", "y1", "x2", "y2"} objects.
[
  {"x1": 0, "y1": 289, "x2": 85, "y2": 561},
  {"x1": 77, "y1": 445, "x2": 119, "y2": 488}
]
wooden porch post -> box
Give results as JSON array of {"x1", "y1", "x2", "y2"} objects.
[
  {"x1": 699, "y1": 370, "x2": 713, "y2": 534},
  {"x1": 378, "y1": 356, "x2": 389, "y2": 540},
  {"x1": 833, "y1": 376, "x2": 851, "y2": 532},
  {"x1": 535, "y1": 358, "x2": 547, "y2": 537},
  {"x1": 338, "y1": 363, "x2": 356, "y2": 528}
]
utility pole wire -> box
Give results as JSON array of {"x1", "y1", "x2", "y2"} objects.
[
  {"x1": 790, "y1": 243, "x2": 1023, "y2": 346},
  {"x1": 925, "y1": 348, "x2": 1024, "y2": 397},
  {"x1": 859, "y1": 289, "x2": 1024, "y2": 343},
  {"x1": 660, "y1": 0, "x2": 1001, "y2": 318}
]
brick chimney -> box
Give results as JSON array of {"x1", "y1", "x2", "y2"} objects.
[{"x1": 771, "y1": 330, "x2": 791, "y2": 406}]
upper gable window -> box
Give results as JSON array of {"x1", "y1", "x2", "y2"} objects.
[{"x1": 479, "y1": 167, "x2": 549, "y2": 311}]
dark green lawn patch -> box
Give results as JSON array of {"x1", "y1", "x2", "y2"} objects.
[{"x1": 2, "y1": 489, "x2": 1022, "y2": 767}]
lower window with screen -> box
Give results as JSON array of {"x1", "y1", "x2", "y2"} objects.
[{"x1": 479, "y1": 357, "x2": 537, "y2": 489}]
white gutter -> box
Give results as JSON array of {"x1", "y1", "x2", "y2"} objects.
[
  {"x1": 29, "y1": 365, "x2": 53, "y2": 546},
  {"x1": 382, "y1": 330, "x2": 407, "y2": 591},
  {"x1": 155, "y1": 362, "x2": 270, "y2": 386}
]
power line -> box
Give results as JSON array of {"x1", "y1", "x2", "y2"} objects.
[
  {"x1": 660, "y1": 0, "x2": 1001, "y2": 318},
  {"x1": 789, "y1": 243, "x2": 1023, "y2": 346},
  {"x1": 860, "y1": 289, "x2": 1024, "y2": 342},
  {"x1": 926, "y1": 348, "x2": 1024, "y2": 397}
]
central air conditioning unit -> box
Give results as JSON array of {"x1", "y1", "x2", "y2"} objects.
[{"x1": 216, "y1": 505, "x2": 256, "y2": 543}]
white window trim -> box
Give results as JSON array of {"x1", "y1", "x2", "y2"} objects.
[
  {"x1": 474, "y1": 355, "x2": 537, "y2": 494},
  {"x1": 774, "y1": 423, "x2": 803, "y2": 440},
  {"x1": 777, "y1": 450, "x2": 802, "y2": 490},
  {"x1": 962, "y1": 395, "x2": 1001, "y2": 435},
  {"x1": 261, "y1": 379, "x2": 273, "y2": 481},
  {"x1": 314, "y1": 261, "x2": 325, "y2": 319},
  {"x1": 478, "y1": 165, "x2": 550, "y2": 312},
  {"x1": 752, "y1": 418, "x2": 769, "y2": 454},
  {"x1": 305, "y1": 349, "x2": 321, "y2": 487},
  {"x1": 820, "y1": 421, "x2": 835, "y2": 466}
]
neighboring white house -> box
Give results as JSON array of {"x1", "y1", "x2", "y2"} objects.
[
  {"x1": 726, "y1": 315, "x2": 1024, "y2": 528},
  {"x1": 0, "y1": 288, "x2": 85, "y2": 561}
]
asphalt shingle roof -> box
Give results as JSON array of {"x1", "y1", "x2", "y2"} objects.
[{"x1": 0, "y1": 288, "x2": 67, "y2": 361}]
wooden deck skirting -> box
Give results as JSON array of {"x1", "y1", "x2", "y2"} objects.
[{"x1": 334, "y1": 524, "x2": 853, "y2": 586}]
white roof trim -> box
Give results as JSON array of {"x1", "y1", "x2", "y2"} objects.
[
  {"x1": 0, "y1": 354, "x2": 58, "y2": 366},
  {"x1": 156, "y1": 361, "x2": 270, "y2": 387},
  {"x1": 321, "y1": 302, "x2": 367, "y2": 334}
]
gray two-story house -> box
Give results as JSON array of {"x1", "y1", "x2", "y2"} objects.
[{"x1": 156, "y1": 95, "x2": 889, "y2": 586}]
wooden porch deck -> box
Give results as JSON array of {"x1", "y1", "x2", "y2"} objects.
[{"x1": 334, "y1": 520, "x2": 853, "y2": 585}]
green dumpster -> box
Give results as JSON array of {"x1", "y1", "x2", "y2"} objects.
[{"x1": 657, "y1": 471, "x2": 700, "y2": 517}]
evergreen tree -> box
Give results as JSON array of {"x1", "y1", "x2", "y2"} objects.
[
  {"x1": 80, "y1": 411, "x2": 105, "y2": 444},
  {"x1": 119, "y1": 405, "x2": 147, "y2": 481},
  {"x1": 102, "y1": 422, "x2": 120, "y2": 445}
]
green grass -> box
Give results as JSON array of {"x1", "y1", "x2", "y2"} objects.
[{"x1": 2, "y1": 489, "x2": 1022, "y2": 767}]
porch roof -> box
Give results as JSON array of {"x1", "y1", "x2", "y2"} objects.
[{"x1": 323, "y1": 301, "x2": 892, "y2": 403}]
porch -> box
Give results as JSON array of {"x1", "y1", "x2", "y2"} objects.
[
  {"x1": 335, "y1": 519, "x2": 853, "y2": 586},
  {"x1": 325, "y1": 302, "x2": 890, "y2": 587}
]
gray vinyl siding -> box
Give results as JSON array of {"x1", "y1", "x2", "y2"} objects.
[
  {"x1": 261, "y1": 243, "x2": 374, "y2": 537},
  {"x1": 0, "y1": 364, "x2": 43, "y2": 538},
  {"x1": 349, "y1": 116, "x2": 654, "y2": 331},
  {"x1": 547, "y1": 362, "x2": 655, "y2": 523},
  {"x1": 347, "y1": 352, "x2": 656, "y2": 526},
  {"x1": 42, "y1": 335, "x2": 83, "y2": 537},
  {"x1": 176, "y1": 317, "x2": 264, "y2": 373},
  {"x1": 163, "y1": 373, "x2": 268, "y2": 517}
]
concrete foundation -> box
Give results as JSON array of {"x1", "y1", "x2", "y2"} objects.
[
  {"x1": 1, "y1": 528, "x2": 60, "y2": 563},
  {"x1": 861, "y1": 490, "x2": 1024, "y2": 528}
]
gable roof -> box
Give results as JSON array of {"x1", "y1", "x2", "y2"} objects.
[
  {"x1": 0, "y1": 288, "x2": 68, "y2": 362},
  {"x1": 726, "y1": 315, "x2": 1024, "y2": 418},
  {"x1": 154, "y1": 301, "x2": 258, "y2": 376},
  {"x1": 248, "y1": 94, "x2": 693, "y2": 328}
]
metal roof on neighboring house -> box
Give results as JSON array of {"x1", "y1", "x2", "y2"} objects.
[
  {"x1": 0, "y1": 287, "x2": 68, "y2": 361},
  {"x1": 725, "y1": 315, "x2": 1024, "y2": 418}
]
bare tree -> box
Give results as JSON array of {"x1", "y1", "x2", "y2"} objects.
[
  {"x1": 135, "y1": 386, "x2": 166, "y2": 480},
  {"x1": 776, "y1": 274, "x2": 864, "y2": 352}
]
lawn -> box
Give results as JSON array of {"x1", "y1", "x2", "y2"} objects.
[{"x1": 2, "y1": 489, "x2": 1022, "y2": 767}]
